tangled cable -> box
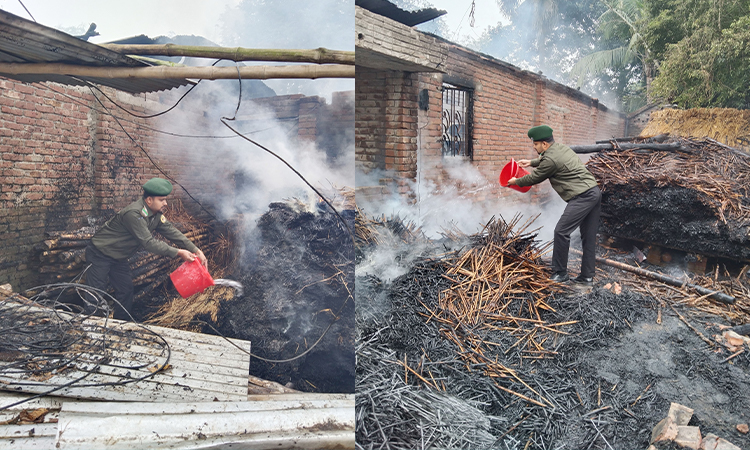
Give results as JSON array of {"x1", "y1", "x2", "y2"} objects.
[{"x1": 0, "y1": 284, "x2": 170, "y2": 410}]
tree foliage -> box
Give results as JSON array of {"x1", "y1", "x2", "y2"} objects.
[
  {"x1": 648, "y1": 1, "x2": 750, "y2": 108},
  {"x1": 403, "y1": 0, "x2": 750, "y2": 110}
]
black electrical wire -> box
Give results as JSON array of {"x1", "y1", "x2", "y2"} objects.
[
  {"x1": 38, "y1": 81, "x2": 279, "y2": 139},
  {"x1": 79, "y1": 78, "x2": 199, "y2": 119},
  {"x1": 209, "y1": 61, "x2": 355, "y2": 366},
  {"x1": 0, "y1": 284, "x2": 171, "y2": 411},
  {"x1": 218, "y1": 63, "x2": 353, "y2": 241},
  {"x1": 70, "y1": 58, "x2": 227, "y2": 120},
  {"x1": 17, "y1": 0, "x2": 35, "y2": 22},
  {"x1": 195, "y1": 277, "x2": 352, "y2": 364},
  {"x1": 85, "y1": 85, "x2": 219, "y2": 222},
  {"x1": 220, "y1": 61, "x2": 354, "y2": 239}
]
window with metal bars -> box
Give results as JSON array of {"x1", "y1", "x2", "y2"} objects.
[{"x1": 441, "y1": 84, "x2": 473, "y2": 159}]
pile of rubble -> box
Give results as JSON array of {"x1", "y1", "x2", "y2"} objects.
[
  {"x1": 649, "y1": 403, "x2": 745, "y2": 450},
  {"x1": 213, "y1": 198, "x2": 355, "y2": 393}
]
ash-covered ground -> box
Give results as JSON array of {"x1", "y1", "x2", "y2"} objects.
[
  {"x1": 355, "y1": 216, "x2": 750, "y2": 449},
  {"x1": 215, "y1": 200, "x2": 355, "y2": 393}
]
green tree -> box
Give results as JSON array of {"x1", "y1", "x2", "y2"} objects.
[
  {"x1": 568, "y1": 0, "x2": 653, "y2": 109},
  {"x1": 646, "y1": 0, "x2": 750, "y2": 108},
  {"x1": 652, "y1": 13, "x2": 750, "y2": 108}
]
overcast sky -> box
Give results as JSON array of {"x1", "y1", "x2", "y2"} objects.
[
  {"x1": 0, "y1": 0, "x2": 241, "y2": 43},
  {"x1": 418, "y1": 0, "x2": 507, "y2": 44},
  {"x1": 0, "y1": 0, "x2": 354, "y2": 97}
]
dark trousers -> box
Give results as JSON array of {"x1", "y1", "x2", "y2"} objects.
[
  {"x1": 552, "y1": 186, "x2": 602, "y2": 278},
  {"x1": 85, "y1": 242, "x2": 134, "y2": 320}
]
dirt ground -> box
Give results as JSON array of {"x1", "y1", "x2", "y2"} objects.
[{"x1": 562, "y1": 284, "x2": 750, "y2": 448}]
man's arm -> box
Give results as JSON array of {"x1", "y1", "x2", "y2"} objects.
[
  {"x1": 156, "y1": 218, "x2": 208, "y2": 268},
  {"x1": 510, "y1": 158, "x2": 558, "y2": 186},
  {"x1": 121, "y1": 211, "x2": 180, "y2": 257}
]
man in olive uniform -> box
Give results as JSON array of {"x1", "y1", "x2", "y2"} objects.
[
  {"x1": 508, "y1": 125, "x2": 601, "y2": 285},
  {"x1": 85, "y1": 178, "x2": 207, "y2": 319}
]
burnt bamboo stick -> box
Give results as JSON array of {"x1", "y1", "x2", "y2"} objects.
[
  {"x1": 39, "y1": 262, "x2": 82, "y2": 273},
  {"x1": 43, "y1": 239, "x2": 88, "y2": 250},
  {"x1": 60, "y1": 248, "x2": 86, "y2": 262},
  {"x1": 570, "y1": 249, "x2": 736, "y2": 304},
  {"x1": 45, "y1": 231, "x2": 94, "y2": 240}
]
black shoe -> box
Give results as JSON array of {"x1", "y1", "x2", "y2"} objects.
[
  {"x1": 572, "y1": 276, "x2": 593, "y2": 286},
  {"x1": 550, "y1": 272, "x2": 569, "y2": 283}
]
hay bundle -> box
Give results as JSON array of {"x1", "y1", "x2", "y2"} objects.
[{"x1": 641, "y1": 108, "x2": 750, "y2": 151}]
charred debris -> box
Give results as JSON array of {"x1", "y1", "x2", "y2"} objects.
[
  {"x1": 586, "y1": 136, "x2": 750, "y2": 267},
  {"x1": 213, "y1": 197, "x2": 355, "y2": 394},
  {"x1": 355, "y1": 166, "x2": 750, "y2": 449},
  {"x1": 137, "y1": 193, "x2": 356, "y2": 394}
]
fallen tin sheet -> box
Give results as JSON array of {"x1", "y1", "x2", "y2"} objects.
[
  {"x1": 0, "y1": 392, "x2": 63, "y2": 450},
  {"x1": 0, "y1": 299, "x2": 251, "y2": 403},
  {"x1": 55, "y1": 397, "x2": 354, "y2": 449},
  {"x1": 0, "y1": 394, "x2": 355, "y2": 450}
]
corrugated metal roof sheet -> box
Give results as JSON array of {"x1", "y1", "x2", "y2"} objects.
[
  {"x1": 0, "y1": 300, "x2": 251, "y2": 403},
  {"x1": 0, "y1": 393, "x2": 355, "y2": 450},
  {"x1": 0, "y1": 9, "x2": 192, "y2": 93},
  {"x1": 55, "y1": 398, "x2": 354, "y2": 449},
  {"x1": 355, "y1": 0, "x2": 446, "y2": 27}
]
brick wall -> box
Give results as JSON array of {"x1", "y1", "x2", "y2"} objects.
[
  {"x1": 355, "y1": 42, "x2": 628, "y2": 203},
  {"x1": 355, "y1": 67, "x2": 387, "y2": 173},
  {"x1": 0, "y1": 77, "x2": 353, "y2": 290},
  {"x1": 238, "y1": 92, "x2": 354, "y2": 163}
]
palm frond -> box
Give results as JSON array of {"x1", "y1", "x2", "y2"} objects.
[{"x1": 570, "y1": 46, "x2": 636, "y2": 87}]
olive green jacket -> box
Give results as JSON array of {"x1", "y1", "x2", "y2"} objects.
[
  {"x1": 515, "y1": 142, "x2": 598, "y2": 202},
  {"x1": 91, "y1": 198, "x2": 199, "y2": 261}
]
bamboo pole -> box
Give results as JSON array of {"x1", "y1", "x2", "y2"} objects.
[
  {"x1": 100, "y1": 44, "x2": 355, "y2": 65},
  {"x1": 570, "y1": 248, "x2": 736, "y2": 304},
  {"x1": 569, "y1": 143, "x2": 683, "y2": 154},
  {"x1": 0, "y1": 63, "x2": 354, "y2": 79}
]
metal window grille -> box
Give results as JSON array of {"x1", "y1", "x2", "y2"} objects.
[{"x1": 441, "y1": 85, "x2": 473, "y2": 158}]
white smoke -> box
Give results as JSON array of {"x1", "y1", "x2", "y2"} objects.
[{"x1": 356, "y1": 157, "x2": 575, "y2": 282}]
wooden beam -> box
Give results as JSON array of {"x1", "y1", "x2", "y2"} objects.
[
  {"x1": 0, "y1": 63, "x2": 354, "y2": 79},
  {"x1": 569, "y1": 142, "x2": 683, "y2": 154},
  {"x1": 101, "y1": 44, "x2": 355, "y2": 65}
]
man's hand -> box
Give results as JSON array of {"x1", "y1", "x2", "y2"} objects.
[
  {"x1": 507, "y1": 177, "x2": 517, "y2": 186},
  {"x1": 195, "y1": 249, "x2": 208, "y2": 269},
  {"x1": 517, "y1": 159, "x2": 531, "y2": 168},
  {"x1": 176, "y1": 249, "x2": 208, "y2": 269},
  {"x1": 177, "y1": 249, "x2": 196, "y2": 262}
]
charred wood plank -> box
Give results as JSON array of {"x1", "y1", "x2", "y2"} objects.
[
  {"x1": 43, "y1": 239, "x2": 88, "y2": 250},
  {"x1": 60, "y1": 249, "x2": 86, "y2": 263}
]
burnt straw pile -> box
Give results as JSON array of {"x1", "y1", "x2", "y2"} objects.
[
  {"x1": 355, "y1": 213, "x2": 750, "y2": 449},
  {"x1": 213, "y1": 199, "x2": 355, "y2": 393},
  {"x1": 587, "y1": 137, "x2": 750, "y2": 262}
]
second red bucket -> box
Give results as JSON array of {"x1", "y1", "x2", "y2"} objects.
[
  {"x1": 499, "y1": 159, "x2": 531, "y2": 193},
  {"x1": 170, "y1": 258, "x2": 214, "y2": 298}
]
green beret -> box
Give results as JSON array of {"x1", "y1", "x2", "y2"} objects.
[
  {"x1": 142, "y1": 178, "x2": 173, "y2": 196},
  {"x1": 528, "y1": 125, "x2": 553, "y2": 141}
]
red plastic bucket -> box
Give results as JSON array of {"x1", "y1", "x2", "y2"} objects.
[
  {"x1": 499, "y1": 159, "x2": 531, "y2": 193},
  {"x1": 170, "y1": 259, "x2": 214, "y2": 298}
]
